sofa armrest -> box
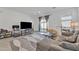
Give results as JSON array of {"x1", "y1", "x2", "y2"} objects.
[{"x1": 48, "y1": 44, "x2": 71, "y2": 51}]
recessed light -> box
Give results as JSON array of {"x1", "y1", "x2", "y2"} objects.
[{"x1": 38, "y1": 11, "x2": 41, "y2": 14}]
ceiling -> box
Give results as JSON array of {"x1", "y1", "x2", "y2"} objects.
[{"x1": 3, "y1": 7, "x2": 72, "y2": 17}]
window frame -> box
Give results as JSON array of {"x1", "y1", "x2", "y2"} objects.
[{"x1": 40, "y1": 17, "x2": 47, "y2": 32}]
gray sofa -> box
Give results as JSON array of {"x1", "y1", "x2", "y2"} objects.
[
  {"x1": 10, "y1": 31, "x2": 79, "y2": 51},
  {"x1": 36, "y1": 31, "x2": 79, "y2": 51}
]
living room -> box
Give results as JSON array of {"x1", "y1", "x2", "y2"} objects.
[{"x1": 0, "y1": 7, "x2": 79, "y2": 51}]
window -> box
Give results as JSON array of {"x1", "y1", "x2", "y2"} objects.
[
  {"x1": 61, "y1": 16, "x2": 72, "y2": 28},
  {"x1": 62, "y1": 21, "x2": 71, "y2": 28},
  {"x1": 40, "y1": 17, "x2": 47, "y2": 32}
]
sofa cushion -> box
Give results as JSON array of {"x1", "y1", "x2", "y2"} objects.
[
  {"x1": 76, "y1": 35, "x2": 79, "y2": 43},
  {"x1": 10, "y1": 40, "x2": 19, "y2": 51},
  {"x1": 64, "y1": 36, "x2": 76, "y2": 43},
  {"x1": 48, "y1": 44, "x2": 70, "y2": 51},
  {"x1": 62, "y1": 31, "x2": 79, "y2": 43},
  {"x1": 59, "y1": 42, "x2": 79, "y2": 51},
  {"x1": 36, "y1": 38, "x2": 51, "y2": 51},
  {"x1": 36, "y1": 38, "x2": 60, "y2": 51}
]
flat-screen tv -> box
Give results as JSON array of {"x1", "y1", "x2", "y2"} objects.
[
  {"x1": 12, "y1": 25, "x2": 19, "y2": 28},
  {"x1": 20, "y1": 22, "x2": 32, "y2": 29}
]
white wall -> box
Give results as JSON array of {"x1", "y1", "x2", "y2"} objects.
[
  {"x1": 0, "y1": 8, "x2": 79, "y2": 32},
  {"x1": 0, "y1": 8, "x2": 34, "y2": 31},
  {"x1": 32, "y1": 17, "x2": 39, "y2": 31}
]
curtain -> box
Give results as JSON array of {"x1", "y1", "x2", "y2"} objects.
[
  {"x1": 39, "y1": 17, "x2": 42, "y2": 31},
  {"x1": 38, "y1": 15, "x2": 50, "y2": 32},
  {"x1": 44, "y1": 15, "x2": 50, "y2": 22}
]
